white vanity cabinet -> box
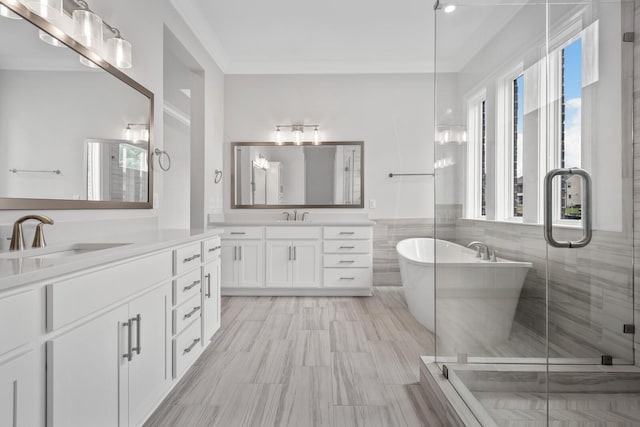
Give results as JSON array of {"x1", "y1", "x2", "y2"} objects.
[
  {"x1": 47, "y1": 283, "x2": 170, "y2": 427},
  {"x1": 265, "y1": 227, "x2": 321, "y2": 288},
  {"x1": 0, "y1": 351, "x2": 35, "y2": 427},
  {"x1": 202, "y1": 238, "x2": 221, "y2": 342},
  {"x1": 221, "y1": 227, "x2": 263, "y2": 288}
]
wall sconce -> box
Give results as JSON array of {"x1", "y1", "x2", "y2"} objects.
[
  {"x1": 273, "y1": 124, "x2": 321, "y2": 145},
  {"x1": 436, "y1": 125, "x2": 467, "y2": 145},
  {"x1": 17, "y1": 0, "x2": 133, "y2": 69},
  {"x1": 124, "y1": 123, "x2": 149, "y2": 142}
]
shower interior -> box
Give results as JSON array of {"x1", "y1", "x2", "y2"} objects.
[{"x1": 432, "y1": 1, "x2": 638, "y2": 425}]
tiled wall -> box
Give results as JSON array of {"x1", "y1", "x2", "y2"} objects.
[{"x1": 634, "y1": 0, "x2": 640, "y2": 366}]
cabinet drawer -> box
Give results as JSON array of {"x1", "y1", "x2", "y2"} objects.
[
  {"x1": 203, "y1": 236, "x2": 222, "y2": 263},
  {"x1": 265, "y1": 226, "x2": 321, "y2": 240},
  {"x1": 324, "y1": 268, "x2": 371, "y2": 288},
  {"x1": 323, "y1": 227, "x2": 371, "y2": 240},
  {"x1": 221, "y1": 227, "x2": 263, "y2": 240},
  {"x1": 324, "y1": 240, "x2": 371, "y2": 254},
  {"x1": 173, "y1": 293, "x2": 202, "y2": 336},
  {"x1": 324, "y1": 254, "x2": 372, "y2": 268},
  {"x1": 47, "y1": 251, "x2": 172, "y2": 331},
  {"x1": 173, "y1": 268, "x2": 202, "y2": 306},
  {"x1": 174, "y1": 243, "x2": 202, "y2": 275},
  {"x1": 0, "y1": 291, "x2": 36, "y2": 356},
  {"x1": 173, "y1": 319, "x2": 202, "y2": 378}
]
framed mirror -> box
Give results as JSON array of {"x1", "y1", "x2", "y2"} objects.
[
  {"x1": 231, "y1": 141, "x2": 364, "y2": 209},
  {"x1": 0, "y1": 0, "x2": 153, "y2": 209}
]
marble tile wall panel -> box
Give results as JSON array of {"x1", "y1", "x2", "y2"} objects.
[
  {"x1": 634, "y1": 0, "x2": 640, "y2": 367},
  {"x1": 454, "y1": 219, "x2": 635, "y2": 361}
]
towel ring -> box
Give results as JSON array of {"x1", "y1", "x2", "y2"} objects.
[
  {"x1": 214, "y1": 169, "x2": 223, "y2": 184},
  {"x1": 154, "y1": 148, "x2": 171, "y2": 171}
]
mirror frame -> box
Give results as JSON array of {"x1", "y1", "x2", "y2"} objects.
[
  {"x1": 231, "y1": 141, "x2": 365, "y2": 209},
  {"x1": 0, "y1": 0, "x2": 154, "y2": 210}
]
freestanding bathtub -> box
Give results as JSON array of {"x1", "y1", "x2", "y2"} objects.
[{"x1": 396, "y1": 238, "x2": 532, "y2": 354}]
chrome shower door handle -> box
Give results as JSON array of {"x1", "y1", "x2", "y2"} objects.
[{"x1": 544, "y1": 168, "x2": 592, "y2": 249}]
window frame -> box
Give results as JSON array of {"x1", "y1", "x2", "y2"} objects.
[{"x1": 465, "y1": 89, "x2": 487, "y2": 219}]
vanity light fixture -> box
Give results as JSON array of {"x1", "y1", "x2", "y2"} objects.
[
  {"x1": 436, "y1": 125, "x2": 467, "y2": 145},
  {"x1": 273, "y1": 124, "x2": 321, "y2": 145},
  {"x1": 124, "y1": 123, "x2": 149, "y2": 142},
  {"x1": 26, "y1": 0, "x2": 62, "y2": 21},
  {"x1": 444, "y1": 4, "x2": 456, "y2": 13}
]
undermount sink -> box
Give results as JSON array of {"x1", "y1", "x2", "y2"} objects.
[{"x1": 0, "y1": 243, "x2": 130, "y2": 260}]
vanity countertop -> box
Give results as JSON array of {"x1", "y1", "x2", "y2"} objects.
[
  {"x1": 0, "y1": 228, "x2": 223, "y2": 292},
  {"x1": 211, "y1": 220, "x2": 376, "y2": 227}
]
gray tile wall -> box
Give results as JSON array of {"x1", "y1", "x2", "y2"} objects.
[{"x1": 634, "y1": 0, "x2": 640, "y2": 366}]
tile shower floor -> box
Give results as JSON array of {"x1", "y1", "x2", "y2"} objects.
[{"x1": 145, "y1": 287, "x2": 442, "y2": 426}]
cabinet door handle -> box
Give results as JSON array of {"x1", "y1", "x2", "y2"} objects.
[
  {"x1": 183, "y1": 280, "x2": 201, "y2": 292},
  {"x1": 183, "y1": 254, "x2": 201, "y2": 263},
  {"x1": 293, "y1": 246, "x2": 297, "y2": 261},
  {"x1": 132, "y1": 314, "x2": 141, "y2": 355},
  {"x1": 205, "y1": 273, "x2": 212, "y2": 298},
  {"x1": 184, "y1": 306, "x2": 201, "y2": 320},
  {"x1": 339, "y1": 232, "x2": 355, "y2": 235},
  {"x1": 234, "y1": 246, "x2": 237, "y2": 261},
  {"x1": 288, "y1": 246, "x2": 292, "y2": 261},
  {"x1": 339, "y1": 260, "x2": 355, "y2": 264},
  {"x1": 339, "y1": 246, "x2": 355, "y2": 249},
  {"x1": 183, "y1": 338, "x2": 201, "y2": 354},
  {"x1": 122, "y1": 319, "x2": 133, "y2": 361},
  {"x1": 239, "y1": 246, "x2": 242, "y2": 261}
]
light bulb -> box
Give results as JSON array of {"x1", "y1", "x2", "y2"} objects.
[
  {"x1": 26, "y1": 0, "x2": 62, "y2": 20},
  {"x1": 293, "y1": 130, "x2": 302, "y2": 145},
  {"x1": 79, "y1": 55, "x2": 100, "y2": 68},
  {"x1": 444, "y1": 4, "x2": 456, "y2": 13},
  {"x1": 313, "y1": 127, "x2": 320, "y2": 145},
  {"x1": 73, "y1": 9, "x2": 103, "y2": 49},
  {"x1": 107, "y1": 37, "x2": 132, "y2": 69},
  {"x1": 39, "y1": 30, "x2": 63, "y2": 47},
  {"x1": 275, "y1": 127, "x2": 282, "y2": 145},
  {"x1": 124, "y1": 126, "x2": 132, "y2": 141},
  {"x1": 0, "y1": 5, "x2": 21, "y2": 19}
]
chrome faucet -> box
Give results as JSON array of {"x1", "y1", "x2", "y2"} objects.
[
  {"x1": 301, "y1": 212, "x2": 310, "y2": 221},
  {"x1": 293, "y1": 209, "x2": 298, "y2": 221},
  {"x1": 282, "y1": 211, "x2": 290, "y2": 221},
  {"x1": 10, "y1": 215, "x2": 54, "y2": 251},
  {"x1": 466, "y1": 241, "x2": 496, "y2": 262}
]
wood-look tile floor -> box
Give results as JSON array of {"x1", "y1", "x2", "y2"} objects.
[{"x1": 145, "y1": 287, "x2": 443, "y2": 427}]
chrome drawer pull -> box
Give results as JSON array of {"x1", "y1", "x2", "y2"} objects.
[
  {"x1": 339, "y1": 232, "x2": 355, "y2": 235},
  {"x1": 340, "y1": 277, "x2": 355, "y2": 280},
  {"x1": 183, "y1": 254, "x2": 201, "y2": 263},
  {"x1": 208, "y1": 246, "x2": 221, "y2": 252},
  {"x1": 183, "y1": 338, "x2": 201, "y2": 354},
  {"x1": 183, "y1": 306, "x2": 201, "y2": 320},
  {"x1": 339, "y1": 246, "x2": 355, "y2": 249},
  {"x1": 205, "y1": 273, "x2": 212, "y2": 298},
  {"x1": 230, "y1": 232, "x2": 246, "y2": 235},
  {"x1": 339, "y1": 260, "x2": 355, "y2": 264},
  {"x1": 183, "y1": 280, "x2": 201, "y2": 292},
  {"x1": 122, "y1": 319, "x2": 133, "y2": 361},
  {"x1": 132, "y1": 314, "x2": 141, "y2": 355}
]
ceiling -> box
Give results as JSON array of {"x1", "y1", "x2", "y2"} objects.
[{"x1": 170, "y1": 0, "x2": 525, "y2": 74}]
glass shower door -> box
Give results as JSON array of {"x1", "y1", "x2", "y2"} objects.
[{"x1": 433, "y1": 0, "x2": 636, "y2": 425}]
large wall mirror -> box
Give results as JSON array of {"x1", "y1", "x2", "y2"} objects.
[
  {"x1": 0, "y1": 0, "x2": 153, "y2": 209},
  {"x1": 232, "y1": 141, "x2": 364, "y2": 209}
]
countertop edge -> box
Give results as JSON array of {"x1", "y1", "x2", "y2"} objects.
[
  {"x1": 0, "y1": 228, "x2": 223, "y2": 293},
  {"x1": 210, "y1": 221, "x2": 376, "y2": 226}
]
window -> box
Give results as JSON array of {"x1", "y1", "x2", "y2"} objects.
[
  {"x1": 465, "y1": 90, "x2": 487, "y2": 219},
  {"x1": 560, "y1": 38, "x2": 582, "y2": 220},
  {"x1": 512, "y1": 74, "x2": 524, "y2": 218}
]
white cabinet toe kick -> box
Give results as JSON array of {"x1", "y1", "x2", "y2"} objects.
[{"x1": 220, "y1": 225, "x2": 373, "y2": 296}]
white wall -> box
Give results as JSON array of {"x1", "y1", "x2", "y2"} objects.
[
  {"x1": 224, "y1": 73, "x2": 436, "y2": 219},
  {"x1": 0, "y1": 0, "x2": 225, "y2": 247}
]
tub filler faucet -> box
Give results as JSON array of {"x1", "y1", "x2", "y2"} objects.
[{"x1": 466, "y1": 241, "x2": 496, "y2": 262}]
